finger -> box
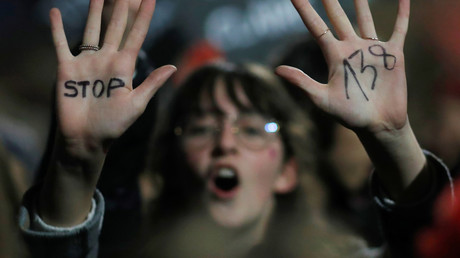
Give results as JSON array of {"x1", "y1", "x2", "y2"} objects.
[
  {"x1": 322, "y1": 0, "x2": 356, "y2": 40},
  {"x1": 102, "y1": 0, "x2": 129, "y2": 50},
  {"x1": 82, "y1": 0, "x2": 104, "y2": 47},
  {"x1": 354, "y1": 0, "x2": 377, "y2": 39},
  {"x1": 49, "y1": 8, "x2": 73, "y2": 62},
  {"x1": 123, "y1": 0, "x2": 156, "y2": 54},
  {"x1": 390, "y1": 0, "x2": 410, "y2": 47},
  {"x1": 132, "y1": 65, "x2": 176, "y2": 109},
  {"x1": 275, "y1": 65, "x2": 327, "y2": 106},
  {"x1": 291, "y1": 0, "x2": 335, "y2": 43}
]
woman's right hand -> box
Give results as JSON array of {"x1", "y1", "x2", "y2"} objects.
[
  {"x1": 39, "y1": 0, "x2": 175, "y2": 226},
  {"x1": 51, "y1": 0, "x2": 175, "y2": 161}
]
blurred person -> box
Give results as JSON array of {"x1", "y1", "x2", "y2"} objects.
[
  {"x1": 142, "y1": 62, "x2": 356, "y2": 257},
  {"x1": 18, "y1": 0, "x2": 453, "y2": 257},
  {"x1": 0, "y1": 141, "x2": 29, "y2": 258}
]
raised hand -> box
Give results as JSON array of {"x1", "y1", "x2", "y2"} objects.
[
  {"x1": 277, "y1": 0, "x2": 427, "y2": 200},
  {"x1": 277, "y1": 0, "x2": 409, "y2": 134},
  {"x1": 40, "y1": 0, "x2": 175, "y2": 226},
  {"x1": 50, "y1": 0, "x2": 176, "y2": 158}
]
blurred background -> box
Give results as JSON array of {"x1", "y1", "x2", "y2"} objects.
[{"x1": 0, "y1": 0, "x2": 459, "y2": 195}]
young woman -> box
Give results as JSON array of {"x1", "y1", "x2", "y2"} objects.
[
  {"x1": 141, "y1": 63, "x2": 350, "y2": 257},
  {"x1": 19, "y1": 0, "x2": 453, "y2": 257}
]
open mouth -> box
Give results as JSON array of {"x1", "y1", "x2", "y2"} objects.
[
  {"x1": 214, "y1": 168, "x2": 239, "y2": 191},
  {"x1": 209, "y1": 167, "x2": 240, "y2": 198}
]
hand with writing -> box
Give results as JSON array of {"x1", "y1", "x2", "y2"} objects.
[
  {"x1": 277, "y1": 0, "x2": 426, "y2": 201},
  {"x1": 277, "y1": 0, "x2": 408, "y2": 135},
  {"x1": 40, "y1": 0, "x2": 175, "y2": 227},
  {"x1": 51, "y1": 0, "x2": 175, "y2": 159}
]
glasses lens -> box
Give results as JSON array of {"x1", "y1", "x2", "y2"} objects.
[
  {"x1": 236, "y1": 115, "x2": 279, "y2": 150},
  {"x1": 177, "y1": 114, "x2": 280, "y2": 150},
  {"x1": 182, "y1": 116, "x2": 218, "y2": 150}
]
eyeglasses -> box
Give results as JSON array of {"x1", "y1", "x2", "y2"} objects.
[{"x1": 174, "y1": 114, "x2": 280, "y2": 151}]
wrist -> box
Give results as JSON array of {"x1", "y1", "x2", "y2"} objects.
[
  {"x1": 50, "y1": 132, "x2": 107, "y2": 188},
  {"x1": 54, "y1": 130, "x2": 108, "y2": 166},
  {"x1": 356, "y1": 120, "x2": 426, "y2": 199},
  {"x1": 37, "y1": 131, "x2": 107, "y2": 227}
]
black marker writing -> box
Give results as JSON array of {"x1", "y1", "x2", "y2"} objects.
[
  {"x1": 107, "y1": 78, "x2": 125, "y2": 98},
  {"x1": 63, "y1": 78, "x2": 125, "y2": 98},
  {"x1": 343, "y1": 58, "x2": 370, "y2": 101},
  {"x1": 368, "y1": 45, "x2": 396, "y2": 70},
  {"x1": 350, "y1": 49, "x2": 377, "y2": 90},
  {"x1": 92, "y1": 80, "x2": 105, "y2": 98},
  {"x1": 77, "y1": 81, "x2": 90, "y2": 98},
  {"x1": 64, "y1": 80, "x2": 78, "y2": 98},
  {"x1": 343, "y1": 44, "x2": 396, "y2": 101}
]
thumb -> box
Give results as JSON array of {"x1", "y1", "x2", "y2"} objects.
[
  {"x1": 132, "y1": 65, "x2": 177, "y2": 108},
  {"x1": 275, "y1": 65, "x2": 326, "y2": 105}
]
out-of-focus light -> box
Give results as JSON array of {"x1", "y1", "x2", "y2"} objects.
[{"x1": 265, "y1": 122, "x2": 279, "y2": 133}]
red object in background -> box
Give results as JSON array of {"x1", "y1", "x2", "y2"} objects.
[
  {"x1": 424, "y1": 4, "x2": 460, "y2": 57},
  {"x1": 441, "y1": 78, "x2": 460, "y2": 100},
  {"x1": 173, "y1": 40, "x2": 225, "y2": 86},
  {"x1": 417, "y1": 179, "x2": 459, "y2": 258},
  {"x1": 433, "y1": 76, "x2": 460, "y2": 101}
]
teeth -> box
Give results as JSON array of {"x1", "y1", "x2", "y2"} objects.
[
  {"x1": 214, "y1": 167, "x2": 239, "y2": 192},
  {"x1": 218, "y1": 168, "x2": 236, "y2": 178}
]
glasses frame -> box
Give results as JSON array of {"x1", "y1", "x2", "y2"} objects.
[{"x1": 174, "y1": 114, "x2": 281, "y2": 151}]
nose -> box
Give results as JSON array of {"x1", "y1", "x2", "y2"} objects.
[{"x1": 212, "y1": 123, "x2": 237, "y2": 156}]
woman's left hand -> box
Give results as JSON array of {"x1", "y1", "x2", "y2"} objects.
[
  {"x1": 278, "y1": 0, "x2": 429, "y2": 200},
  {"x1": 277, "y1": 0, "x2": 410, "y2": 136}
]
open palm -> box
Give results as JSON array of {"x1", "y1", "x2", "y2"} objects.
[
  {"x1": 50, "y1": 0, "x2": 175, "y2": 155},
  {"x1": 277, "y1": 0, "x2": 410, "y2": 134}
]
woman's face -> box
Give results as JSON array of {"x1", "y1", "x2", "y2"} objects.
[{"x1": 181, "y1": 79, "x2": 292, "y2": 229}]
